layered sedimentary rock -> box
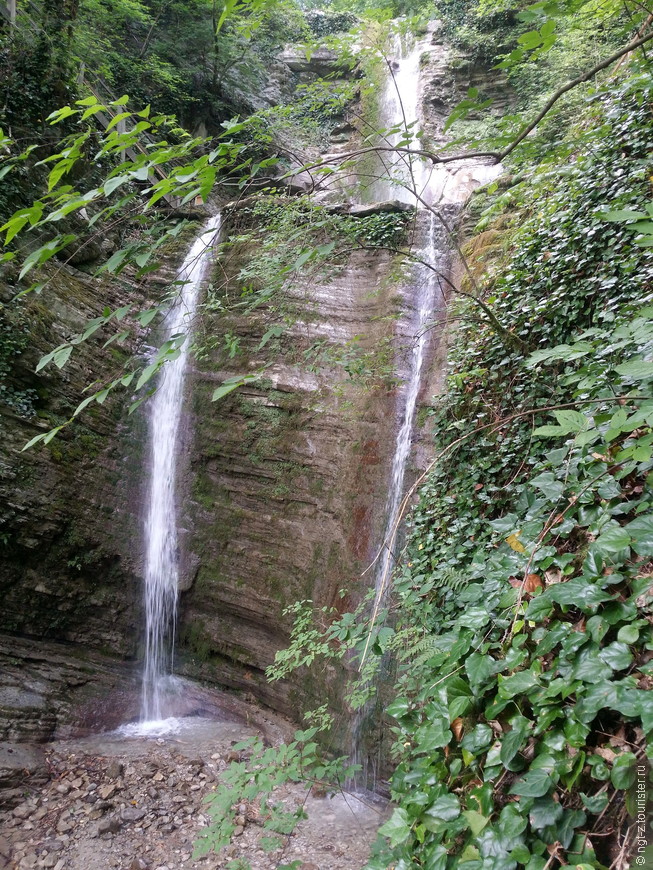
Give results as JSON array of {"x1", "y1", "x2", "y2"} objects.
[
  {"x1": 0, "y1": 262, "x2": 143, "y2": 654},
  {"x1": 0, "y1": 23, "x2": 506, "y2": 760},
  {"x1": 177, "y1": 240, "x2": 402, "y2": 715}
]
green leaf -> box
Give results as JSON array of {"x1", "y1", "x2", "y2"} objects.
[
  {"x1": 580, "y1": 792, "x2": 609, "y2": 813},
  {"x1": 104, "y1": 175, "x2": 129, "y2": 196},
  {"x1": 553, "y1": 409, "x2": 589, "y2": 433},
  {"x1": 461, "y1": 724, "x2": 493, "y2": 754},
  {"x1": 21, "y1": 432, "x2": 47, "y2": 451},
  {"x1": 212, "y1": 373, "x2": 260, "y2": 402},
  {"x1": 500, "y1": 716, "x2": 530, "y2": 766},
  {"x1": 611, "y1": 753, "x2": 637, "y2": 789},
  {"x1": 510, "y1": 768, "x2": 555, "y2": 798},
  {"x1": 426, "y1": 794, "x2": 461, "y2": 821},
  {"x1": 615, "y1": 360, "x2": 653, "y2": 380},
  {"x1": 73, "y1": 395, "x2": 96, "y2": 417},
  {"x1": 530, "y1": 472, "x2": 564, "y2": 501},
  {"x1": 625, "y1": 514, "x2": 653, "y2": 557},
  {"x1": 498, "y1": 670, "x2": 539, "y2": 698},
  {"x1": 293, "y1": 249, "x2": 314, "y2": 270},
  {"x1": 136, "y1": 362, "x2": 159, "y2": 391},
  {"x1": 529, "y1": 797, "x2": 563, "y2": 830},
  {"x1": 594, "y1": 524, "x2": 631, "y2": 554},
  {"x1": 463, "y1": 810, "x2": 489, "y2": 836},
  {"x1": 465, "y1": 653, "x2": 494, "y2": 690},
  {"x1": 53, "y1": 346, "x2": 73, "y2": 369},
  {"x1": 598, "y1": 209, "x2": 647, "y2": 222},
  {"x1": 617, "y1": 624, "x2": 640, "y2": 644},
  {"x1": 598, "y1": 642, "x2": 633, "y2": 671},
  {"x1": 518, "y1": 29, "x2": 542, "y2": 47},
  {"x1": 378, "y1": 807, "x2": 411, "y2": 847}
]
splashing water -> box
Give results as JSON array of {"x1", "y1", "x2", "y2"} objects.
[{"x1": 141, "y1": 213, "x2": 222, "y2": 725}]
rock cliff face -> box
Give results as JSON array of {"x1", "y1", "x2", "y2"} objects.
[
  {"x1": 0, "y1": 263, "x2": 144, "y2": 655},
  {"x1": 174, "y1": 28, "x2": 486, "y2": 716},
  {"x1": 177, "y1": 239, "x2": 402, "y2": 715}
]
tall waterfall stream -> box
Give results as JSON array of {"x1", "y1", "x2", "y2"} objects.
[
  {"x1": 353, "y1": 30, "x2": 500, "y2": 785},
  {"x1": 139, "y1": 214, "x2": 222, "y2": 728}
]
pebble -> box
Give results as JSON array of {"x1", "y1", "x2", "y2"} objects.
[
  {"x1": 106, "y1": 761, "x2": 124, "y2": 779},
  {"x1": 97, "y1": 815, "x2": 124, "y2": 835}
]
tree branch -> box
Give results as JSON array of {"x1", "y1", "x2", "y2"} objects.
[
  {"x1": 498, "y1": 26, "x2": 653, "y2": 161},
  {"x1": 278, "y1": 26, "x2": 653, "y2": 181}
]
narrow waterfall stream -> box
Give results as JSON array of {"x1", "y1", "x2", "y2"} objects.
[
  {"x1": 139, "y1": 213, "x2": 222, "y2": 727},
  {"x1": 352, "y1": 30, "x2": 500, "y2": 785},
  {"x1": 371, "y1": 32, "x2": 445, "y2": 603},
  {"x1": 371, "y1": 29, "x2": 500, "y2": 601}
]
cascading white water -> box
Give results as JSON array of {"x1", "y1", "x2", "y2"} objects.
[
  {"x1": 371, "y1": 30, "x2": 501, "y2": 601},
  {"x1": 372, "y1": 33, "x2": 441, "y2": 602},
  {"x1": 140, "y1": 213, "x2": 222, "y2": 725},
  {"x1": 367, "y1": 33, "x2": 425, "y2": 205},
  {"x1": 351, "y1": 29, "x2": 500, "y2": 786}
]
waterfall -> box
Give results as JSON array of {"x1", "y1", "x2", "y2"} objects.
[
  {"x1": 140, "y1": 213, "x2": 222, "y2": 725},
  {"x1": 371, "y1": 32, "x2": 442, "y2": 604},
  {"x1": 371, "y1": 29, "x2": 500, "y2": 603},
  {"x1": 367, "y1": 32, "x2": 424, "y2": 205},
  {"x1": 352, "y1": 28, "x2": 500, "y2": 786}
]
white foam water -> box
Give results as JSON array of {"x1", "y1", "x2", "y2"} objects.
[{"x1": 141, "y1": 213, "x2": 222, "y2": 724}]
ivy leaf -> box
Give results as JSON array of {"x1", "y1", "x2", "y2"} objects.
[
  {"x1": 594, "y1": 524, "x2": 631, "y2": 554},
  {"x1": 425, "y1": 794, "x2": 461, "y2": 821},
  {"x1": 378, "y1": 808, "x2": 411, "y2": 847},
  {"x1": 598, "y1": 642, "x2": 633, "y2": 672},
  {"x1": 530, "y1": 472, "x2": 564, "y2": 501},
  {"x1": 500, "y1": 716, "x2": 530, "y2": 766},
  {"x1": 465, "y1": 653, "x2": 494, "y2": 691},
  {"x1": 463, "y1": 810, "x2": 490, "y2": 836},
  {"x1": 617, "y1": 624, "x2": 640, "y2": 644},
  {"x1": 625, "y1": 514, "x2": 653, "y2": 557},
  {"x1": 611, "y1": 753, "x2": 637, "y2": 789},
  {"x1": 529, "y1": 797, "x2": 563, "y2": 830},
  {"x1": 498, "y1": 670, "x2": 539, "y2": 698},
  {"x1": 510, "y1": 768, "x2": 555, "y2": 798},
  {"x1": 461, "y1": 724, "x2": 493, "y2": 754}
]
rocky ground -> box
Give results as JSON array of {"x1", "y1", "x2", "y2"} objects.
[{"x1": 0, "y1": 716, "x2": 385, "y2": 870}]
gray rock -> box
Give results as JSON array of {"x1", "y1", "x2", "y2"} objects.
[
  {"x1": 0, "y1": 744, "x2": 48, "y2": 807},
  {"x1": 348, "y1": 200, "x2": 415, "y2": 216},
  {"x1": 278, "y1": 46, "x2": 351, "y2": 75},
  {"x1": 106, "y1": 760, "x2": 123, "y2": 779},
  {"x1": 97, "y1": 815, "x2": 124, "y2": 835},
  {"x1": 120, "y1": 807, "x2": 146, "y2": 823}
]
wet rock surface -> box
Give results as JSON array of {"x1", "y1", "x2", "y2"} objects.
[{"x1": 0, "y1": 718, "x2": 383, "y2": 870}]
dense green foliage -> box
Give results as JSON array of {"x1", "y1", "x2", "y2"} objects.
[
  {"x1": 355, "y1": 64, "x2": 653, "y2": 870},
  {"x1": 0, "y1": 0, "x2": 309, "y2": 133}
]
